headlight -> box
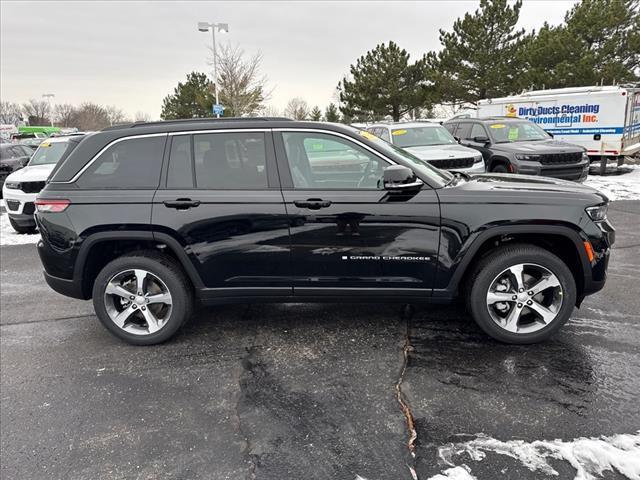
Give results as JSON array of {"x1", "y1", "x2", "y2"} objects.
[
  {"x1": 586, "y1": 204, "x2": 607, "y2": 222},
  {"x1": 582, "y1": 152, "x2": 590, "y2": 161},
  {"x1": 5, "y1": 181, "x2": 21, "y2": 190},
  {"x1": 515, "y1": 154, "x2": 542, "y2": 161},
  {"x1": 473, "y1": 155, "x2": 483, "y2": 163}
]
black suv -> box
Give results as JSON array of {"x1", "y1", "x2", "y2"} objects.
[
  {"x1": 443, "y1": 117, "x2": 590, "y2": 181},
  {"x1": 36, "y1": 118, "x2": 614, "y2": 345}
]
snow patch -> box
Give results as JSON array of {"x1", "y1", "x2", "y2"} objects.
[
  {"x1": 435, "y1": 432, "x2": 640, "y2": 480},
  {"x1": 427, "y1": 465, "x2": 477, "y2": 479},
  {"x1": 584, "y1": 165, "x2": 640, "y2": 201},
  {"x1": 0, "y1": 213, "x2": 40, "y2": 246}
]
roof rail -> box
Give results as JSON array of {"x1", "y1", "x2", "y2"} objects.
[{"x1": 103, "y1": 117, "x2": 293, "y2": 131}]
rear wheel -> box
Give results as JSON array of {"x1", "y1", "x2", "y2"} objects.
[
  {"x1": 465, "y1": 244, "x2": 576, "y2": 344},
  {"x1": 92, "y1": 252, "x2": 193, "y2": 345},
  {"x1": 9, "y1": 217, "x2": 37, "y2": 234}
]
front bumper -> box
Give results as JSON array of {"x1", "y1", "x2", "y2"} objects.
[
  {"x1": 3, "y1": 189, "x2": 38, "y2": 215},
  {"x1": 516, "y1": 158, "x2": 590, "y2": 182},
  {"x1": 452, "y1": 160, "x2": 485, "y2": 174},
  {"x1": 43, "y1": 270, "x2": 85, "y2": 299}
]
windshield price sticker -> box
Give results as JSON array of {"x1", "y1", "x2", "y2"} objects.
[
  {"x1": 392, "y1": 129, "x2": 408, "y2": 136},
  {"x1": 490, "y1": 124, "x2": 506, "y2": 129}
]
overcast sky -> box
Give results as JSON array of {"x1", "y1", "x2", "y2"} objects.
[{"x1": 1, "y1": 0, "x2": 577, "y2": 119}]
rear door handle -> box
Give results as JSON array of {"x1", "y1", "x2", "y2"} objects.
[
  {"x1": 294, "y1": 198, "x2": 332, "y2": 210},
  {"x1": 163, "y1": 198, "x2": 201, "y2": 210}
]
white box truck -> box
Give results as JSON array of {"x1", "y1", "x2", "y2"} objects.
[{"x1": 477, "y1": 86, "x2": 640, "y2": 174}]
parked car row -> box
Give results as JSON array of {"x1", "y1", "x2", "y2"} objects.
[
  {"x1": 2, "y1": 133, "x2": 87, "y2": 232},
  {"x1": 0, "y1": 143, "x2": 35, "y2": 196},
  {"x1": 364, "y1": 116, "x2": 590, "y2": 182}
]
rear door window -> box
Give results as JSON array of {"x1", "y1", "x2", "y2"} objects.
[
  {"x1": 76, "y1": 136, "x2": 165, "y2": 189},
  {"x1": 193, "y1": 132, "x2": 268, "y2": 189}
]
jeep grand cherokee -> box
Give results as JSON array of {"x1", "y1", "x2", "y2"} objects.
[
  {"x1": 443, "y1": 117, "x2": 590, "y2": 181},
  {"x1": 35, "y1": 118, "x2": 614, "y2": 345}
]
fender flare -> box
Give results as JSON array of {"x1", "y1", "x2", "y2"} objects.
[
  {"x1": 488, "y1": 155, "x2": 511, "y2": 171},
  {"x1": 74, "y1": 230, "x2": 205, "y2": 297},
  {"x1": 435, "y1": 224, "x2": 590, "y2": 297}
]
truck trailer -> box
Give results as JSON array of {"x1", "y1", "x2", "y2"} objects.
[{"x1": 477, "y1": 86, "x2": 640, "y2": 174}]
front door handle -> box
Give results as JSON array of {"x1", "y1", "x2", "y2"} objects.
[
  {"x1": 163, "y1": 198, "x2": 201, "y2": 210},
  {"x1": 294, "y1": 198, "x2": 332, "y2": 210}
]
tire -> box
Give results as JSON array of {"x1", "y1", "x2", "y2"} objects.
[
  {"x1": 465, "y1": 244, "x2": 576, "y2": 344},
  {"x1": 9, "y1": 217, "x2": 37, "y2": 234},
  {"x1": 491, "y1": 163, "x2": 509, "y2": 173},
  {"x1": 92, "y1": 252, "x2": 193, "y2": 345}
]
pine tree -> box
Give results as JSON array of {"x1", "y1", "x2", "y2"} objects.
[
  {"x1": 516, "y1": 0, "x2": 639, "y2": 90},
  {"x1": 324, "y1": 103, "x2": 341, "y2": 122},
  {"x1": 338, "y1": 41, "x2": 431, "y2": 122},
  {"x1": 428, "y1": 0, "x2": 525, "y2": 105},
  {"x1": 161, "y1": 72, "x2": 215, "y2": 120},
  {"x1": 309, "y1": 106, "x2": 323, "y2": 121}
]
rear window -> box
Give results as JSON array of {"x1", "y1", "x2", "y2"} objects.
[
  {"x1": 193, "y1": 132, "x2": 267, "y2": 189},
  {"x1": 29, "y1": 141, "x2": 74, "y2": 166},
  {"x1": 76, "y1": 136, "x2": 165, "y2": 189}
]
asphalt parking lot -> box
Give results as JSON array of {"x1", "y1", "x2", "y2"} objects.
[{"x1": 1, "y1": 201, "x2": 639, "y2": 480}]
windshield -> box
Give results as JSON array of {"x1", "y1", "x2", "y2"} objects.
[
  {"x1": 353, "y1": 128, "x2": 454, "y2": 185},
  {"x1": 487, "y1": 121, "x2": 550, "y2": 143},
  {"x1": 29, "y1": 141, "x2": 73, "y2": 166},
  {"x1": 391, "y1": 125, "x2": 457, "y2": 148}
]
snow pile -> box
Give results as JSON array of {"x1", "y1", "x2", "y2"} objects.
[
  {"x1": 433, "y1": 431, "x2": 640, "y2": 480},
  {"x1": 0, "y1": 213, "x2": 40, "y2": 246},
  {"x1": 427, "y1": 465, "x2": 477, "y2": 479},
  {"x1": 584, "y1": 165, "x2": 640, "y2": 201}
]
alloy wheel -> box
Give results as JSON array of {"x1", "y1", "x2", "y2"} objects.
[
  {"x1": 486, "y1": 263, "x2": 563, "y2": 334},
  {"x1": 103, "y1": 269, "x2": 173, "y2": 336}
]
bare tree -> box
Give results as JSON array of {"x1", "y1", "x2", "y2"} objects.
[
  {"x1": 73, "y1": 103, "x2": 110, "y2": 131},
  {"x1": 284, "y1": 97, "x2": 309, "y2": 120},
  {"x1": 104, "y1": 105, "x2": 126, "y2": 126},
  {"x1": 22, "y1": 99, "x2": 51, "y2": 125},
  {"x1": 260, "y1": 105, "x2": 281, "y2": 117},
  {"x1": 0, "y1": 101, "x2": 24, "y2": 125},
  {"x1": 134, "y1": 111, "x2": 151, "y2": 122},
  {"x1": 212, "y1": 43, "x2": 270, "y2": 117},
  {"x1": 54, "y1": 104, "x2": 77, "y2": 127}
]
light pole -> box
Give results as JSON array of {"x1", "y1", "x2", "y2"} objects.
[
  {"x1": 42, "y1": 93, "x2": 55, "y2": 126},
  {"x1": 198, "y1": 21, "x2": 229, "y2": 118}
]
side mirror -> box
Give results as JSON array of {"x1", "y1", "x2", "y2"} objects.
[
  {"x1": 548, "y1": 132, "x2": 554, "y2": 138},
  {"x1": 454, "y1": 136, "x2": 461, "y2": 143},
  {"x1": 473, "y1": 136, "x2": 490, "y2": 144},
  {"x1": 383, "y1": 165, "x2": 423, "y2": 191}
]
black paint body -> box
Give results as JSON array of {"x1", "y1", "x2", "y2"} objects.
[{"x1": 35, "y1": 120, "x2": 614, "y2": 306}]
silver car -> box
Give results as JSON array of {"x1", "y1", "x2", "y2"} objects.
[{"x1": 366, "y1": 122, "x2": 485, "y2": 173}]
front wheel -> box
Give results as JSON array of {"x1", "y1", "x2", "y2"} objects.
[
  {"x1": 465, "y1": 244, "x2": 576, "y2": 344},
  {"x1": 92, "y1": 252, "x2": 193, "y2": 345},
  {"x1": 491, "y1": 163, "x2": 509, "y2": 173}
]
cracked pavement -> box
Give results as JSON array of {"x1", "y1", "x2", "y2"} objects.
[{"x1": 1, "y1": 200, "x2": 639, "y2": 479}]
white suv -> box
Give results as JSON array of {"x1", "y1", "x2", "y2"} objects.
[
  {"x1": 366, "y1": 122, "x2": 485, "y2": 173},
  {"x1": 2, "y1": 134, "x2": 86, "y2": 233}
]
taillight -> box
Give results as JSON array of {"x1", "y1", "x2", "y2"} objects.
[{"x1": 35, "y1": 199, "x2": 70, "y2": 213}]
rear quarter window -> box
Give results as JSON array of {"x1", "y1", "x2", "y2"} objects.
[{"x1": 75, "y1": 136, "x2": 166, "y2": 189}]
